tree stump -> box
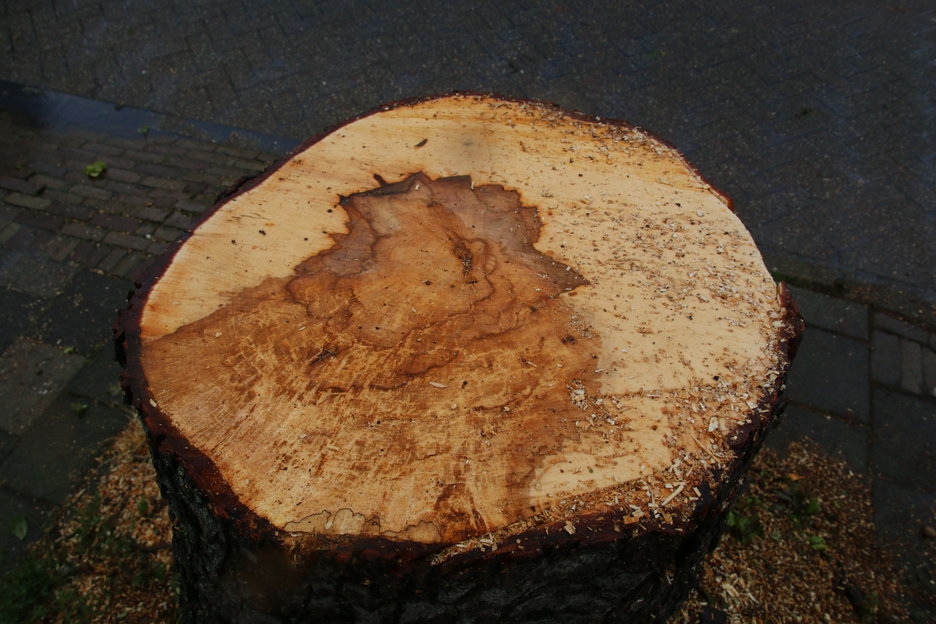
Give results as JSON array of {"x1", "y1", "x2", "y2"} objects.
[{"x1": 116, "y1": 94, "x2": 802, "y2": 623}]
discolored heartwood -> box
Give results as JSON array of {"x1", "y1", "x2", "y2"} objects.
[{"x1": 118, "y1": 94, "x2": 802, "y2": 622}]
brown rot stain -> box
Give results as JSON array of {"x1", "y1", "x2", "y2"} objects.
[{"x1": 143, "y1": 173, "x2": 604, "y2": 541}]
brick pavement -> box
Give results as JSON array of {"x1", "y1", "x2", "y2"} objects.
[{"x1": 1, "y1": 0, "x2": 933, "y2": 326}]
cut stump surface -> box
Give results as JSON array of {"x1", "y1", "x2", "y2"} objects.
[{"x1": 119, "y1": 93, "x2": 802, "y2": 622}]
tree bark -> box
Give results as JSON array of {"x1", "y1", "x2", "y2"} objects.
[{"x1": 116, "y1": 93, "x2": 802, "y2": 623}]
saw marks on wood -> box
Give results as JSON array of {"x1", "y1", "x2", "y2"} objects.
[
  {"x1": 143, "y1": 174, "x2": 671, "y2": 541},
  {"x1": 138, "y1": 95, "x2": 794, "y2": 545}
]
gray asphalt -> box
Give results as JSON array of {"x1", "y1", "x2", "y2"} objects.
[{"x1": 2, "y1": 0, "x2": 934, "y2": 324}]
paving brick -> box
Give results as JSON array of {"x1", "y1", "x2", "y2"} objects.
[
  {"x1": 153, "y1": 224, "x2": 184, "y2": 242},
  {"x1": 0, "y1": 397, "x2": 128, "y2": 504},
  {"x1": 102, "y1": 230, "x2": 151, "y2": 251},
  {"x1": 875, "y1": 312, "x2": 930, "y2": 343},
  {"x1": 766, "y1": 404, "x2": 868, "y2": 473},
  {"x1": 871, "y1": 480, "x2": 936, "y2": 609},
  {"x1": 62, "y1": 170, "x2": 94, "y2": 186},
  {"x1": 68, "y1": 241, "x2": 109, "y2": 269},
  {"x1": 29, "y1": 174, "x2": 69, "y2": 191},
  {"x1": 59, "y1": 149, "x2": 100, "y2": 168},
  {"x1": 13, "y1": 209, "x2": 64, "y2": 232},
  {"x1": 84, "y1": 142, "x2": 125, "y2": 158},
  {"x1": 184, "y1": 180, "x2": 209, "y2": 196},
  {"x1": 36, "y1": 270, "x2": 131, "y2": 356},
  {"x1": 141, "y1": 135, "x2": 177, "y2": 146},
  {"x1": 61, "y1": 222, "x2": 106, "y2": 241},
  {"x1": 42, "y1": 235, "x2": 82, "y2": 263},
  {"x1": 66, "y1": 348, "x2": 125, "y2": 405},
  {"x1": 224, "y1": 155, "x2": 267, "y2": 171},
  {"x1": 137, "y1": 142, "x2": 185, "y2": 158},
  {"x1": 103, "y1": 136, "x2": 149, "y2": 151},
  {"x1": 123, "y1": 202, "x2": 170, "y2": 223},
  {"x1": 91, "y1": 212, "x2": 141, "y2": 232},
  {"x1": 146, "y1": 240, "x2": 169, "y2": 255},
  {"x1": 0, "y1": 337, "x2": 86, "y2": 435},
  {"x1": 0, "y1": 428, "x2": 15, "y2": 464},
  {"x1": 94, "y1": 177, "x2": 145, "y2": 197},
  {"x1": 900, "y1": 339, "x2": 925, "y2": 395},
  {"x1": 0, "y1": 287, "x2": 45, "y2": 353},
  {"x1": 30, "y1": 162, "x2": 68, "y2": 179},
  {"x1": 130, "y1": 150, "x2": 169, "y2": 165},
  {"x1": 135, "y1": 162, "x2": 181, "y2": 178},
  {"x1": 0, "y1": 176, "x2": 39, "y2": 194},
  {"x1": 43, "y1": 188, "x2": 86, "y2": 205},
  {"x1": 175, "y1": 197, "x2": 208, "y2": 213},
  {"x1": 46, "y1": 201, "x2": 94, "y2": 221},
  {"x1": 205, "y1": 166, "x2": 255, "y2": 182},
  {"x1": 113, "y1": 251, "x2": 149, "y2": 280},
  {"x1": 97, "y1": 248, "x2": 126, "y2": 274},
  {"x1": 0, "y1": 222, "x2": 20, "y2": 245},
  {"x1": 4, "y1": 192, "x2": 51, "y2": 210},
  {"x1": 924, "y1": 348, "x2": 936, "y2": 399},
  {"x1": 164, "y1": 211, "x2": 195, "y2": 229},
  {"x1": 871, "y1": 329, "x2": 901, "y2": 387},
  {"x1": 135, "y1": 223, "x2": 156, "y2": 236},
  {"x1": 176, "y1": 169, "x2": 226, "y2": 184},
  {"x1": 0, "y1": 251, "x2": 76, "y2": 298},
  {"x1": 2, "y1": 224, "x2": 52, "y2": 251},
  {"x1": 871, "y1": 387, "x2": 936, "y2": 492},
  {"x1": 786, "y1": 285, "x2": 868, "y2": 340},
  {"x1": 173, "y1": 139, "x2": 221, "y2": 155},
  {"x1": 70, "y1": 183, "x2": 113, "y2": 201},
  {"x1": 104, "y1": 167, "x2": 142, "y2": 184},
  {"x1": 140, "y1": 176, "x2": 188, "y2": 191},
  {"x1": 784, "y1": 328, "x2": 870, "y2": 421},
  {"x1": 144, "y1": 189, "x2": 188, "y2": 206},
  {"x1": 216, "y1": 143, "x2": 261, "y2": 159}
]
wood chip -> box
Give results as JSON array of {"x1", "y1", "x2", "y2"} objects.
[
  {"x1": 689, "y1": 431, "x2": 719, "y2": 460},
  {"x1": 660, "y1": 483, "x2": 685, "y2": 506}
]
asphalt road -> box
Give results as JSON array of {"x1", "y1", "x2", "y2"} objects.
[{"x1": 1, "y1": 0, "x2": 934, "y2": 323}]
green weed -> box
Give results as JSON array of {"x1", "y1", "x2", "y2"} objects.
[{"x1": 84, "y1": 161, "x2": 107, "y2": 179}]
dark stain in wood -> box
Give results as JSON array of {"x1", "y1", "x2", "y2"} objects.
[{"x1": 143, "y1": 173, "x2": 607, "y2": 542}]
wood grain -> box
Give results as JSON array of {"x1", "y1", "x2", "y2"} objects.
[{"x1": 135, "y1": 94, "x2": 797, "y2": 552}]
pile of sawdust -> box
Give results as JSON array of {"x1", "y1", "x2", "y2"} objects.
[
  {"x1": 3, "y1": 425, "x2": 920, "y2": 623},
  {"x1": 673, "y1": 442, "x2": 912, "y2": 623},
  {"x1": 1, "y1": 422, "x2": 175, "y2": 624}
]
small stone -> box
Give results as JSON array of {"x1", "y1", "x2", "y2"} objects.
[{"x1": 923, "y1": 526, "x2": 936, "y2": 539}]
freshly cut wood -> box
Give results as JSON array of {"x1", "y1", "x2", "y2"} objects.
[{"x1": 117, "y1": 94, "x2": 802, "y2": 623}]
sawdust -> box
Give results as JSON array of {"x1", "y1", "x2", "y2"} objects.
[{"x1": 673, "y1": 441, "x2": 914, "y2": 624}]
